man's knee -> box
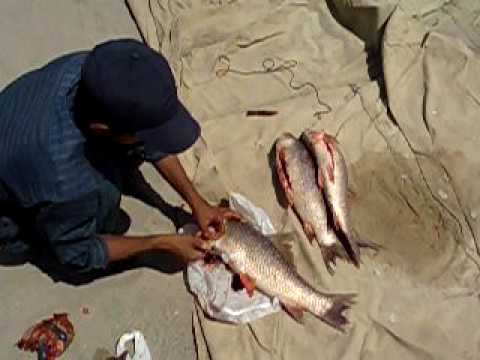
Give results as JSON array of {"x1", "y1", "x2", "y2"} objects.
[{"x1": 0, "y1": 216, "x2": 19, "y2": 240}]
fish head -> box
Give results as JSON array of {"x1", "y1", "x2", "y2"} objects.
[
  {"x1": 302, "y1": 130, "x2": 337, "y2": 151},
  {"x1": 275, "y1": 132, "x2": 298, "y2": 158},
  {"x1": 302, "y1": 130, "x2": 338, "y2": 164},
  {"x1": 207, "y1": 219, "x2": 240, "y2": 262},
  {"x1": 207, "y1": 219, "x2": 257, "y2": 272},
  {"x1": 204, "y1": 237, "x2": 231, "y2": 264},
  {"x1": 276, "y1": 132, "x2": 297, "y2": 147},
  {"x1": 275, "y1": 133, "x2": 303, "y2": 199},
  {"x1": 276, "y1": 132, "x2": 310, "y2": 165}
]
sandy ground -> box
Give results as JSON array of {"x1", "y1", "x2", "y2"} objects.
[{"x1": 0, "y1": 1, "x2": 195, "y2": 359}]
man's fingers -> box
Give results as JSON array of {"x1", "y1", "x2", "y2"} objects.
[
  {"x1": 184, "y1": 250, "x2": 204, "y2": 263},
  {"x1": 213, "y1": 219, "x2": 225, "y2": 237},
  {"x1": 221, "y1": 209, "x2": 242, "y2": 221},
  {"x1": 191, "y1": 250, "x2": 205, "y2": 261},
  {"x1": 202, "y1": 227, "x2": 216, "y2": 240},
  {"x1": 187, "y1": 242, "x2": 206, "y2": 261},
  {"x1": 193, "y1": 237, "x2": 211, "y2": 251},
  {"x1": 203, "y1": 220, "x2": 224, "y2": 240},
  {"x1": 196, "y1": 228, "x2": 215, "y2": 241},
  {"x1": 222, "y1": 209, "x2": 247, "y2": 223}
]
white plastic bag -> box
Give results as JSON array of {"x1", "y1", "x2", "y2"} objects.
[
  {"x1": 115, "y1": 330, "x2": 152, "y2": 360},
  {"x1": 183, "y1": 193, "x2": 281, "y2": 324}
]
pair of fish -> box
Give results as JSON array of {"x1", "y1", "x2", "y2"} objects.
[{"x1": 275, "y1": 130, "x2": 377, "y2": 274}]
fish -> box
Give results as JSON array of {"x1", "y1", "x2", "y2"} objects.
[
  {"x1": 301, "y1": 130, "x2": 379, "y2": 265},
  {"x1": 211, "y1": 219, "x2": 356, "y2": 331},
  {"x1": 275, "y1": 133, "x2": 348, "y2": 274}
]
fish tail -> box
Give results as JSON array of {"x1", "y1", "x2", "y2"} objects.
[
  {"x1": 334, "y1": 226, "x2": 361, "y2": 267},
  {"x1": 319, "y1": 244, "x2": 343, "y2": 275},
  {"x1": 319, "y1": 231, "x2": 355, "y2": 274},
  {"x1": 317, "y1": 293, "x2": 356, "y2": 332},
  {"x1": 331, "y1": 241, "x2": 355, "y2": 263},
  {"x1": 349, "y1": 230, "x2": 382, "y2": 263},
  {"x1": 345, "y1": 235, "x2": 361, "y2": 267}
]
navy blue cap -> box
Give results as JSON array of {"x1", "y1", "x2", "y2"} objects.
[{"x1": 81, "y1": 39, "x2": 200, "y2": 160}]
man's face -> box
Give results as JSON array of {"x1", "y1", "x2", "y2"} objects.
[
  {"x1": 88, "y1": 122, "x2": 139, "y2": 145},
  {"x1": 111, "y1": 132, "x2": 140, "y2": 145}
]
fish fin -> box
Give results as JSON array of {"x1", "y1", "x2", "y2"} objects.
[
  {"x1": 275, "y1": 148, "x2": 295, "y2": 206},
  {"x1": 352, "y1": 230, "x2": 382, "y2": 254},
  {"x1": 319, "y1": 293, "x2": 356, "y2": 332},
  {"x1": 282, "y1": 303, "x2": 305, "y2": 323},
  {"x1": 332, "y1": 214, "x2": 341, "y2": 231},
  {"x1": 231, "y1": 273, "x2": 245, "y2": 291},
  {"x1": 268, "y1": 233, "x2": 296, "y2": 267},
  {"x1": 326, "y1": 156, "x2": 335, "y2": 183},
  {"x1": 239, "y1": 273, "x2": 256, "y2": 297},
  {"x1": 303, "y1": 222, "x2": 316, "y2": 245},
  {"x1": 317, "y1": 171, "x2": 324, "y2": 190},
  {"x1": 356, "y1": 238, "x2": 383, "y2": 252}
]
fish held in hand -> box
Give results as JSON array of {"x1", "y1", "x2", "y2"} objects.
[
  {"x1": 275, "y1": 133, "x2": 347, "y2": 274},
  {"x1": 211, "y1": 219, "x2": 356, "y2": 332}
]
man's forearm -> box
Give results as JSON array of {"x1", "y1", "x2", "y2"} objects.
[
  {"x1": 154, "y1": 155, "x2": 204, "y2": 209},
  {"x1": 101, "y1": 234, "x2": 171, "y2": 263}
]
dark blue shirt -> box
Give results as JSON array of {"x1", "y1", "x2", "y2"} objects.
[{"x1": 0, "y1": 53, "x2": 114, "y2": 272}]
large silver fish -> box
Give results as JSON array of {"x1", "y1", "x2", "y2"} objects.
[
  {"x1": 301, "y1": 130, "x2": 378, "y2": 265},
  {"x1": 211, "y1": 219, "x2": 356, "y2": 331},
  {"x1": 275, "y1": 133, "x2": 348, "y2": 274}
]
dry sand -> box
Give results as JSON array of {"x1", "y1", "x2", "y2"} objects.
[{"x1": 0, "y1": 1, "x2": 195, "y2": 359}]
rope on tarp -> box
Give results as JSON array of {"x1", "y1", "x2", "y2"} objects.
[{"x1": 214, "y1": 55, "x2": 332, "y2": 120}]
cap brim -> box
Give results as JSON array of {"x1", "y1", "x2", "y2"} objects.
[{"x1": 136, "y1": 102, "x2": 200, "y2": 161}]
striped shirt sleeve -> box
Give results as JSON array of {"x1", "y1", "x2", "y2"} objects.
[{"x1": 34, "y1": 191, "x2": 108, "y2": 272}]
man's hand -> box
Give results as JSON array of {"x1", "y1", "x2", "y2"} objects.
[
  {"x1": 192, "y1": 200, "x2": 241, "y2": 239},
  {"x1": 154, "y1": 155, "x2": 241, "y2": 239},
  {"x1": 102, "y1": 232, "x2": 210, "y2": 265},
  {"x1": 164, "y1": 233, "x2": 210, "y2": 263}
]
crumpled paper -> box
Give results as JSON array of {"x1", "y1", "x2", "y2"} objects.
[{"x1": 183, "y1": 193, "x2": 282, "y2": 324}]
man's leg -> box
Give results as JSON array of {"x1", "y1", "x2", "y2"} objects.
[
  {"x1": 94, "y1": 168, "x2": 132, "y2": 236},
  {"x1": 0, "y1": 214, "x2": 30, "y2": 254},
  {"x1": 85, "y1": 144, "x2": 138, "y2": 236}
]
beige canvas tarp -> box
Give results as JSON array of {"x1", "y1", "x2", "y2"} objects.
[{"x1": 126, "y1": 1, "x2": 480, "y2": 359}]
